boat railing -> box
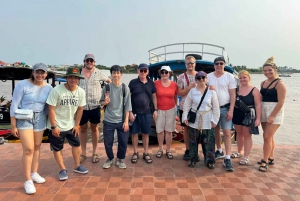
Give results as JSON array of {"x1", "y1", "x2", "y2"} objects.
[{"x1": 149, "y1": 42, "x2": 229, "y2": 64}]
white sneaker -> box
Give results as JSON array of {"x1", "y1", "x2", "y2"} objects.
[
  {"x1": 31, "y1": 173, "x2": 46, "y2": 184},
  {"x1": 116, "y1": 159, "x2": 126, "y2": 169},
  {"x1": 24, "y1": 180, "x2": 36, "y2": 194},
  {"x1": 103, "y1": 159, "x2": 113, "y2": 169}
]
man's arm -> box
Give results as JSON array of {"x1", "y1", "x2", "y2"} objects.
[
  {"x1": 227, "y1": 88, "x2": 236, "y2": 120},
  {"x1": 48, "y1": 105, "x2": 60, "y2": 137},
  {"x1": 152, "y1": 93, "x2": 158, "y2": 119}
]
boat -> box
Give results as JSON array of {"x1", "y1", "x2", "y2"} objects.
[
  {"x1": 279, "y1": 74, "x2": 291, "y2": 77},
  {"x1": 0, "y1": 66, "x2": 57, "y2": 143},
  {"x1": 130, "y1": 43, "x2": 238, "y2": 144}
]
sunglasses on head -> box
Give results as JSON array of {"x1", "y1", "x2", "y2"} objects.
[
  {"x1": 214, "y1": 62, "x2": 224, "y2": 66},
  {"x1": 186, "y1": 62, "x2": 195, "y2": 65},
  {"x1": 160, "y1": 70, "x2": 169, "y2": 75},
  {"x1": 196, "y1": 76, "x2": 206, "y2": 80},
  {"x1": 85, "y1": 58, "x2": 94, "y2": 63},
  {"x1": 139, "y1": 69, "x2": 147, "y2": 73}
]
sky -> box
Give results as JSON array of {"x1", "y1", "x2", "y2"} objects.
[{"x1": 1, "y1": 0, "x2": 300, "y2": 69}]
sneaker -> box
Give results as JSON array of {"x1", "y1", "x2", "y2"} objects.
[
  {"x1": 215, "y1": 150, "x2": 225, "y2": 159},
  {"x1": 59, "y1": 169, "x2": 68, "y2": 181},
  {"x1": 31, "y1": 173, "x2": 46, "y2": 184},
  {"x1": 103, "y1": 159, "x2": 113, "y2": 169},
  {"x1": 24, "y1": 180, "x2": 36, "y2": 194},
  {"x1": 73, "y1": 165, "x2": 88, "y2": 174},
  {"x1": 223, "y1": 159, "x2": 234, "y2": 172},
  {"x1": 183, "y1": 150, "x2": 190, "y2": 161},
  {"x1": 116, "y1": 159, "x2": 126, "y2": 169}
]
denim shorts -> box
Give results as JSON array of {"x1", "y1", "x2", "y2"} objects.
[
  {"x1": 16, "y1": 111, "x2": 47, "y2": 132},
  {"x1": 130, "y1": 113, "x2": 152, "y2": 135},
  {"x1": 217, "y1": 107, "x2": 232, "y2": 130}
]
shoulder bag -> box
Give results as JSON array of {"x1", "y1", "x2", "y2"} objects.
[{"x1": 187, "y1": 87, "x2": 208, "y2": 123}]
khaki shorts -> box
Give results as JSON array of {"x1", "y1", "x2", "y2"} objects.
[
  {"x1": 261, "y1": 102, "x2": 284, "y2": 125},
  {"x1": 155, "y1": 106, "x2": 177, "y2": 133}
]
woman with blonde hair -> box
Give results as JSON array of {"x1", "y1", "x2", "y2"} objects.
[
  {"x1": 232, "y1": 70, "x2": 261, "y2": 165},
  {"x1": 258, "y1": 57, "x2": 286, "y2": 172}
]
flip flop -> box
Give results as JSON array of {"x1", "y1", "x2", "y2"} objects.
[
  {"x1": 92, "y1": 154, "x2": 100, "y2": 163},
  {"x1": 80, "y1": 155, "x2": 87, "y2": 163},
  {"x1": 231, "y1": 152, "x2": 242, "y2": 158}
]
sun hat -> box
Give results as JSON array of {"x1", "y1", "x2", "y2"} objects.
[
  {"x1": 138, "y1": 63, "x2": 148, "y2": 70},
  {"x1": 84, "y1": 54, "x2": 95, "y2": 61},
  {"x1": 63, "y1": 67, "x2": 84, "y2": 79},
  {"x1": 214, "y1": 57, "x2": 226, "y2": 64},
  {"x1": 158, "y1": 66, "x2": 173, "y2": 76},
  {"x1": 33, "y1": 63, "x2": 48, "y2": 72}
]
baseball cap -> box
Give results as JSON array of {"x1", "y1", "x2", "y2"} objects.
[
  {"x1": 195, "y1": 71, "x2": 207, "y2": 79},
  {"x1": 33, "y1": 63, "x2": 48, "y2": 72},
  {"x1": 214, "y1": 57, "x2": 226, "y2": 63},
  {"x1": 138, "y1": 63, "x2": 148, "y2": 69},
  {"x1": 63, "y1": 67, "x2": 84, "y2": 79},
  {"x1": 84, "y1": 54, "x2": 95, "y2": 61},
  {"x1": 158, "y1": 66, "x2": 173, "y2": 76}
]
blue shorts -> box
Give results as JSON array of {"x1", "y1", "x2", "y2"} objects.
[
  {"x1": 16, "y1": 111, "x2": 47, "y2": 132},
  {"x1": 130, "y1": 113, "x2": 151, "y2": 135},
  {"x1": 217, "y1": 107, "x2": 232, "y2": 130},
  {"x1": 80, "y1": 106, "x2": 101, "y2": 125}
]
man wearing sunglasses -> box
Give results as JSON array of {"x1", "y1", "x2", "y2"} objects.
[
  {"x1": 177, "y1": 56, "x2": 198, "y2": 161},
  {"x1": 128, "y1": 63, "x2": 158, "y2": 164},
  {"x1": 78, "y1": 54, "x2": 111, "y2": 164},
  {"x1": 207, "y1": 57, "x2": 236, "y2": 172}
]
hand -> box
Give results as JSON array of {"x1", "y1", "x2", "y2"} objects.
[
  {"x1": 52, "y1": 127, "x2": 61, "y2": 138},
  {"x1": 104, "y1": 92, "x2": 110, "y2": 105},
  {"x1": 267, "y1": 116, "x2": 275, "y2": 124},
  {"x1": 129, "y1": 112, "x2": 135, "y2": 122},
  {"x1": 153, "y1": 111, "x2": 158, "y2": 119},
  {"x1": 211, "y1": 122, "x2": 217, "y2": 128},
  {"x1": 11, "y1": 127, "x2": 19, "y2": 138},
  {"x1": 189, "y1": 82, "x2": 196, "y2": 89},
  {"x1": 123, "y1": 122, "x2": 129, "y2": 132},
  {"x1": 209, "y1": 85, "x2": 216, "y2": 90},
  {"x1": 184, "y1": 120, "x2": 189, "y2": 126},
  {"x1": 254, "y1": 119, "x2": 260, "y2": 127},
  {"x1": 72, "y1": 125, "x2": 80, "y2": 137},
  {"x1": 226, "y1": 110, "x2": 233, "y2": 121}
]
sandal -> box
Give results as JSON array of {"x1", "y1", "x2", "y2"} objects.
[
  {"x1": 188, "y1": 161, "x2": 196, "y2": 168},
  {"x1": 166, "y1": 150, "x2": 173, "y2": 159},
  {"x1": 257, "y1": 158, "x2": 274, "y2": 165},
  {"x1": 156, "y1": 149, "x2": 163, "y2": 158},
  {"x1": 239, "y1": 157, "x2": 249, "y2": 165},
  {"x1": 231, "y1": 152, "x2": 242, "y2": 158},
  {"x1": 91, "y1": 154, "x2": 100, "y2": 163},
  {"x1": 80, "y1": 155, "x2": 87, "y2": 163},
  {"x1": 143, "y1": 153, "x2": 153, "y2": 164},
  {"x1": 258, "y1": 160, "x2": 269, "y2": 172},
  {"x1": 131, "y1": 152, "x2": 139, "y2": 164}
]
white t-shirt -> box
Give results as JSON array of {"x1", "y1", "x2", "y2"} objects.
[{"x1": 207, "y1": 72, "x2": 236, "y2": 106}]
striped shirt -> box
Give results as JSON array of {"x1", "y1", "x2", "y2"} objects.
[{"x1": 79, "y1": 68, "x2": 109, "y2": 110}]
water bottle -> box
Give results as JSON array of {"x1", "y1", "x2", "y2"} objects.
[{"x1": 129, "y1": 114, "x2": 136, "y2": 126}]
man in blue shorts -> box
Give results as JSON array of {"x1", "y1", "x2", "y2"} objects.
[
  {"x1": 79, "y1": 54, "x2": 111, "y2": 164},
  {"x1": 128, "y1": 63, "x2": 158, "y2": 164},
  {"x1": 207, "y1": 57, "x2": 237, "y2": 172},
  {"x1": 47, "y1": 67, "x2": 88, "y2": 180}
]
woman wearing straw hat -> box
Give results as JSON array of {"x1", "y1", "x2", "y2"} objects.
[{"x1": 154, "y1": 66, "x2": 178, "y2": 159}]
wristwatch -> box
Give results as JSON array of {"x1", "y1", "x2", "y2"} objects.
[
  {"x1": 51, "y1": 125, "x2": 57, "y2": 129},
  {"x1": 154, "y1": 109, "x2": 158, "y2": 111}
]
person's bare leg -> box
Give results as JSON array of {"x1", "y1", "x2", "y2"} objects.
[
  {"x1": 165, "y1": 131, "x2": 172, "y2": 151},
  {"x1": 234, "y1": 125, "x2": 243, "y2": 154},
  {"x1": 223, "y1": 129, "x2": 232, "y2": 156},
  {"x1": 215, "y1": 126, "x2": 221, "y2": 150},
  {"x1": 72, "y1": 146, "x2": 82, "y2": 169},
  {"x1": 262, "y1": 124, "x2": 280, "y2": 163},
  {"x1": 242, "y1": 126, "x2": 252, "y2": 157},
  {"x1": 157, "y1": 131, "x2": 164, "y2": 150},
  {"x1": 19, "y1": 130, "x2": 34, "y2": 181},
  {"x1": 183, "y1": 126, "x2": 189, "y2": 150},
  {"x1": 132, "y1": 134, "x2": 138, "y2": 153},
  {"x1": 79, "y1": 123, "x2": 88, "y2": 156},
  {"x1": 90, "y1": 123, "x2": 99, "y2": 155},
  {"x1": 142, "y1": 134, "x2": 149, "y2": 154},
  {"x1": 31, "y1": 131, "x2": 44, "y2": 173},
  {"x1": 53, "y1": 151, "x2": 66, "y2": 170}
]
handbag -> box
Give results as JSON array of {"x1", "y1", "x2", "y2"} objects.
[
  {"x1": 15, "y1": 109, "x2": 33, "y2": 120},
  {"x1": 235, "y1": 87, "x2": 250, "y2": 113},
  {"x1": 187, "y1": 87, "x2": 208, "y2": 123}
]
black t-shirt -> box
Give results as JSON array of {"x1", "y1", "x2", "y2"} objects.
[{"x1": 129, "y1": 77, "x2": 156, "y2": 114}]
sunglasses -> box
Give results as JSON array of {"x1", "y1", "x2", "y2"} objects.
[
  {"x1": 85, "y1": 59, "x2": 94, "y2": 63},
  {"x1": 196, "y1": 76, "x2": 206, "y2": 80},
  {"x1": 186, "y1": 62, "x2": 195, "y2": 65},
  {"x1": 160, "y1": 70, "x2": 169, "y2": 75},
  {"x1": 214, "y1": 62, "x2": 224, "y2": 66},
  {"x1": 139, "y1": 69, "x2": 147, "y2": 73}
]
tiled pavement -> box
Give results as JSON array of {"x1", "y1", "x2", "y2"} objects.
[{"x1": 0, "y1": 143, "x2": 299, "y2": 201}]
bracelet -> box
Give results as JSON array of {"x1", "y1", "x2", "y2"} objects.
[{"x1": 154, "y1": 109, "x2": 158, "y2": 111}]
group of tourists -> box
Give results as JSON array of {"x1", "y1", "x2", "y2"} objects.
[{"x1": 10, "y1": 54, "x2": 286, "y2": 194}]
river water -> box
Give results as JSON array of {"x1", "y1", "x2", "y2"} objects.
[{"x1": 1, "y1": 70, "x2": 299, "y2": 145}]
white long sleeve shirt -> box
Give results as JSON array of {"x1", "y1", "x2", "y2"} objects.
[{"x1": 182, "y1": 88, "x2": 220, "y2": 129}]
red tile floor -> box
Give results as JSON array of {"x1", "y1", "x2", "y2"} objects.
[{"x1": 0, "y1": 143, "x2": 299, "y2": 201}]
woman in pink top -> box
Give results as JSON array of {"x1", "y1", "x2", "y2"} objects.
[{"x1": 154, "y1": 66, "x2": 178, "y2": 159}]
